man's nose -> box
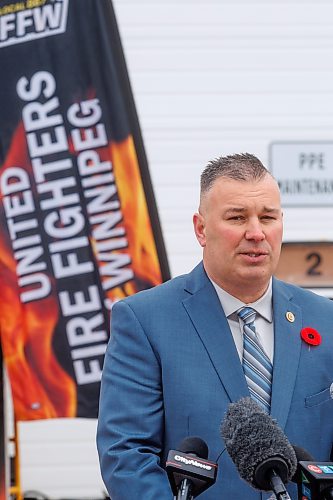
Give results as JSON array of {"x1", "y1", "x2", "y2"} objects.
[{"x1": 245, "y1": 219, "x2": 265, "y2": 241}]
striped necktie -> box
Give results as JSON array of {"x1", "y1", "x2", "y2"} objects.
[{"x1": 237, "y1": 307, "x2": 273, "y2": 413}]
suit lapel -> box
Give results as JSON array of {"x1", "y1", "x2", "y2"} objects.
[
  {"x1": 270, "y1": 278, "x2": 302, "y2": 429},
  {"x1": 182, "y1": 264, "x2": 249, "y2": 403}
]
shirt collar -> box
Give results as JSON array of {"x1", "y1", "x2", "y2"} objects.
[{"x1": 210, "y1": 278, "x2": 273, "y2": 323}]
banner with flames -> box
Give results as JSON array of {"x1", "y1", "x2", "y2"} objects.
[{"x1": 0, "y1": 0, "x2": 169, "y2": 422}]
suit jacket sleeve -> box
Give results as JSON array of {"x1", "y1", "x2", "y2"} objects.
[{"x1": 96, "y1": 299, "x2": 173, "y2": 500}]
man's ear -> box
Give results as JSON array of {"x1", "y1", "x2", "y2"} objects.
[{"x1": 193, "y1": 212, "x2": 206, "y2": 247}]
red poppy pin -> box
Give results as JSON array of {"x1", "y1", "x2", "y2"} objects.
[{"x1": 300, "y1": 327, "x2": 322, "y2": 346}]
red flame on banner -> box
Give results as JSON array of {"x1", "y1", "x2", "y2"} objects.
[
  {"x1": 0, "y1": 123, "x2": 76, "y2": 420},
  {"x1": 104, "y1": 137, "x2": 163, "y2": 299},
  {"x1": 0, "y1": 120, "x2": 163, "y2": 420}
]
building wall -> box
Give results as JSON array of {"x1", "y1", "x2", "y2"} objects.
[
  {"x1": 113, "y1": 0, "x2": 333, "y2": 277},
  {"x1": 13, "y1": 0, "x2": 333, "y2": 497}
]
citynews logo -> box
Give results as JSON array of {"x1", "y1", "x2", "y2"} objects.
[
  {"x1": 0, "y1": 0, "x2": 69, "y2": 48},
  {"x1": 174, "y1": 454, "x2": 212, "y2": 471}
]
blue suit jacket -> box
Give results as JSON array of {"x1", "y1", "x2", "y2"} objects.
[{"x1": 97, "y1": 262, "x2": 333, "y2": 499}]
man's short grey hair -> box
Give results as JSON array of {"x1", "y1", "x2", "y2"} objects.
[{"x1": 200, "y1": 153, "x2": 274, "y2": 194}]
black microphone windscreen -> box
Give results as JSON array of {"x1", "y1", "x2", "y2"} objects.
[
  {"x1": 178, "y1": 436, "x2": 209, "y2": 459},
  {"x1": 220, "y1": 397, "x2": 297, "y2": 489},
  {"x1": 293, "y1": 445, "x2": 314, "y2": 462},
  {"x1": 291, "y1": 445, "x2": 314, "y2": 484}
]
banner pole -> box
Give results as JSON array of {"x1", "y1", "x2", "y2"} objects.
[
  {"x1": 0, "y1": 343, "x2": 9, "y2": 500},
  {"x1": 9, "y1": 420, "x2": 22, "y2": 500}
]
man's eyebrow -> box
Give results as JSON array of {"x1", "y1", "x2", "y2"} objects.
[
  {"x1": 263, "y1": 207, "x2": 280, "y2": 213},
  {"x1": 224, "y1": 207, "x2": 280, "y2": 214},
  {"x1": 224, "y1": 207, "x2": 246, "y2": 213}
]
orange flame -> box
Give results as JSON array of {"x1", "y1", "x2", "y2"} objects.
[
  {"x1": 96, "y1": 136, "x2": 163, "y2": 303},
  {"x1": 0, "y1": 121, "x2": 164, "y2": 421},
  {"x1": 0, "y1": 124, "x2": 76, "y2": 420}
]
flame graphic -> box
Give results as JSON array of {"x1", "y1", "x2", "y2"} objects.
[
  {"x1": 0, "y1": 118, "x2": 164, "y2": 421},
  {"x1": 96, "y1": 136, "x2": 163, "y2": 302},
  {"x1": 0, "y1": 123, "x2": 76, "y2": 420}
]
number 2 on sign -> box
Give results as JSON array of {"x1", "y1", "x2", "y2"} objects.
[{"x1": 306, "y1": 252, "x2": 322, "y2": 276}]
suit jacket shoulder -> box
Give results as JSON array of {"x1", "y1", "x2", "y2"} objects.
[
  {"x1": 273, "y1": 276, "x2": 333, "y2": 312},
  {"x1": 120, "y1": 262, "x2": 209, "y2": 310}
]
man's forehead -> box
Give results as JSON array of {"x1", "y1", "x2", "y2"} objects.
[{"x1": 200, "y1": 176, "x2": 281, "y2": 212}]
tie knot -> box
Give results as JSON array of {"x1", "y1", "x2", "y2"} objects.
[{"x1": 237, "y1": 306, "x2": 256, "y2": 325}]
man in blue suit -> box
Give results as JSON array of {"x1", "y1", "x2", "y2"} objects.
[{"x1": 97, "y1": 153, "x2": 333, "y2": 499}]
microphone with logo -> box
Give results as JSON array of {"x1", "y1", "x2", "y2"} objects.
[
  {"x1": 165, "y1": 436, "x2": 218, "y2": 499},
  {"x1": 292, "y1": 445, "x2": 333, "y2": 499},
  {"x1": 220, "y1": 397, "x2": 297, "y2": 500}
]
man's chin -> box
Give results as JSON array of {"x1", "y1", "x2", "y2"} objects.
[{"x1": 238, "y1": 267, "x2": 271, "y2": 285}]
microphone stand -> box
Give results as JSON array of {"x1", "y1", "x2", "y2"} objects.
[
  {"x1": 270, "y1": 469, "x2": 291, "y2": 500},
  {"x1": 176, "y1": 478, "x2": 194, "y2": 500}
]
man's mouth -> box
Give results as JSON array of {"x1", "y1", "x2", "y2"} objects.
[
  {"x1": 241, "y1": 251, "x2": 268, "y2": 256},
  {"x1": 238, "y1": 251, "x2": 269, "y2": 262}
]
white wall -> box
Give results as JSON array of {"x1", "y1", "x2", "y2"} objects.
[
  {"x1": 13, "y1": 0, "x2": 333, "y2": 497},
  {"x1": 113, "y1": 0, "x2": 333, "y2": 278}
]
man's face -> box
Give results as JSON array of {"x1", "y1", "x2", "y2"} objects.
[{"x1": 193, "y1": 175, "x2": 283, "y2": 302}]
